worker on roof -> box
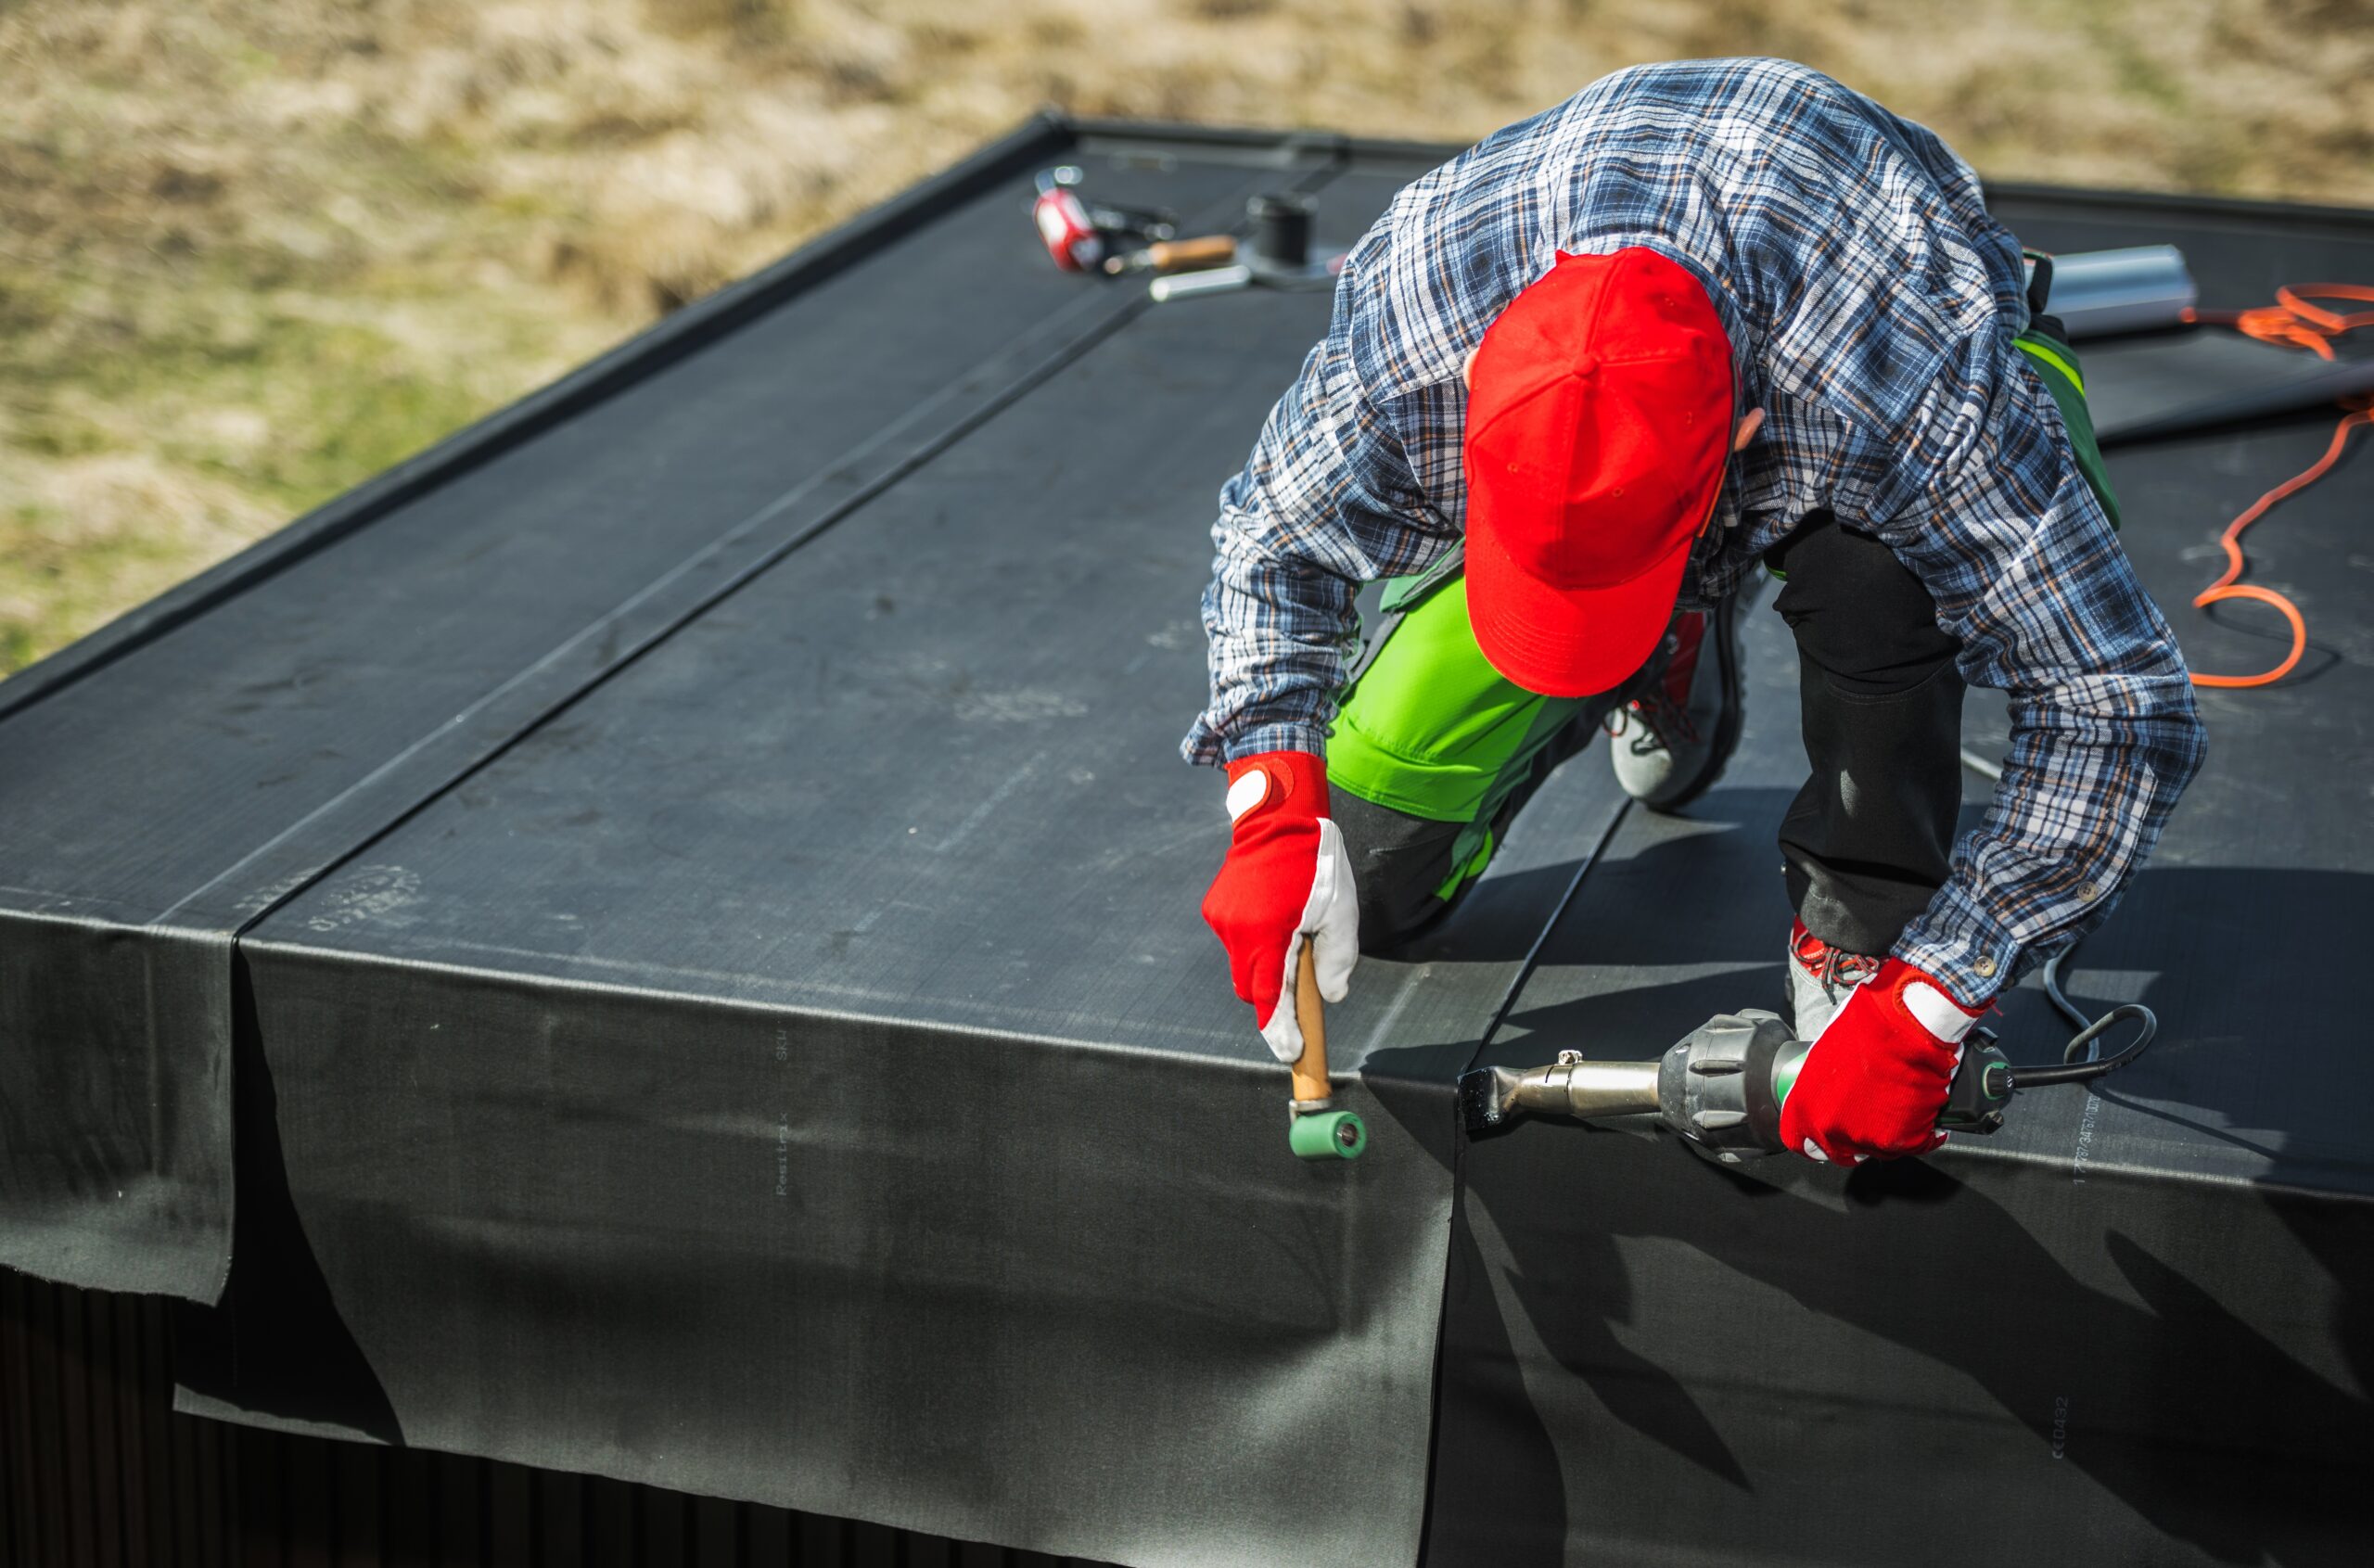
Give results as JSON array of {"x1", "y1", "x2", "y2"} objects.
[{"x1": 1187, "y1": 57, "x2": 2205, "y2": 1166}]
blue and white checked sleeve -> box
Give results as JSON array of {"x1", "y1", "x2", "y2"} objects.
[
  {"x1": 1179, "y1": 293, "x2": 1459, "y2": 765},
  {"x1": 1881, "y1": 351, "x2": 2208, "y2": 1002}
]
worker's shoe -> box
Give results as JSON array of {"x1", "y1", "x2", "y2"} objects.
[
  {"x1": 1785, "y1": 919, "x2": 1883, "y2": 1043},
  {"x1": 1606, "y1": 589, "x2": 1748, "y2": 812}
]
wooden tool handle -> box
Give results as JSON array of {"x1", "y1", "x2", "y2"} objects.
[
  {"x1": 1147, "y1": 235, "x2": 1238, "y2": 274},
  {"x1": 1289, "y1": 937, "x2": 1330, "y2": 1107}
]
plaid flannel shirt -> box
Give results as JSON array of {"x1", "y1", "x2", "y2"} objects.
[{"x1": 1181, "y1": 57, "x2": 2205, "y2": 1002}]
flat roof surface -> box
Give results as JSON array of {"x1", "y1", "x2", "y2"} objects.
[{"x1": 4, "y1": 118, "x2": 2368, "y2": 1566}]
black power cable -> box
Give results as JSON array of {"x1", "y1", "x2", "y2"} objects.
[{"x1": 2006, "y1": 941, "x2": 2159, "y2": 1089}]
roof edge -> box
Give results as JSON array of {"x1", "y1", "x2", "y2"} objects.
[
  {"x1": 1066, "y1": 113, "x2": 2374, "y2": 230},
  {"x1": 0, "y1": 113, "x2": 1078, "y2": 720}
]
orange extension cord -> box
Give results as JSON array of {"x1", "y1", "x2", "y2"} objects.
[{"x1": 2176, "y1": 284, "x2": 2374, "y2": 688}]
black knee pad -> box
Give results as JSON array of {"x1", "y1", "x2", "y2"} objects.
[
  {"x1": 1768, "y1": 514, "x2": 1959, "y2": 695},
  {"x1": 1330, "y1": 790, "x2": 1465, "y2": 953}
]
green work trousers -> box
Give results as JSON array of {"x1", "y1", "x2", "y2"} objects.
[{"x1": 1327, "y1": 568, "x2": 1632, "y2": 947}]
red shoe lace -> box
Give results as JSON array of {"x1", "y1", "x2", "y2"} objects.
[
  {"x1": 1654, "y1": 611, "x2": 1706, "y2": 708},
  {"x1": 1790, "y1": 919, "x2": 1881, "y2": 991},
  {"x1": 1611, "y1": 611, "x2": 1707, "y2": 749}
]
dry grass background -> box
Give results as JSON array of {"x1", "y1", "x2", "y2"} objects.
[{"x1": 3, "y1": 0, "x2": 2369, "y2": 674}]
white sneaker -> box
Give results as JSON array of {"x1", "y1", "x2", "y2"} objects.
[
  {"x1": 1785, "y1": 919, "x2": 1883, "y2": 1042},
  {"x1": 1607, "y1": 587, "x2": 1750, "y2": 813}
]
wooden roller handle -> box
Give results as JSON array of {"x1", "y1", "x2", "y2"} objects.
[
  {"x1": 1289, "y1": 937, "x2": 1330, "y2": 1107},
  {"x1": 1147, "y1": 235, "x2": 1238, "y2": 274}
]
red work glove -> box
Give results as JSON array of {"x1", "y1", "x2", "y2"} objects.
[
  {"x1": 1200, "y1": 750, "x2": 1359, "y2": 1064},
  {"x1": 1780, "y1": 957, "x2": 1986, "y2": 1165}
]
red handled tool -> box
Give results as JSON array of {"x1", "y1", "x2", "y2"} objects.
[{"x1": 1030, "y1": 166, "x2": 1178, "y2": 274}]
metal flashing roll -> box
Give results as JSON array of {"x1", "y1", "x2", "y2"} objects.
[{"x1": 2042, "y1": 244, "x2": 2198, "y2": 338}]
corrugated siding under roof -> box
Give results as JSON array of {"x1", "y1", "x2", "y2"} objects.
[{"x1": 2, "y1": 1268, "x2": 1106, "y2": 1568}]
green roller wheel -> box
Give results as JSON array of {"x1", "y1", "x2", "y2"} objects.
[{"x1": 1289, "y1": 1109, "x2": 1368, "y2": 1161}]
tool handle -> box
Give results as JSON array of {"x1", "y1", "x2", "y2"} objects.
[
  {"x1": 1285, "y1": 938, "x2": 1367, "y2": 1159},
  {"x1": 1768, "y1": 1034, "x2": 2011, "y2": 1131},
  {"x1": 1147, "y1": 263, "x2": 1254, "y2": 302},
  {"x1": 1146, "y1": 235, "x2": 1237, "y2": 274},
  {"x1": 1289, "y1": 937, "x2": 1330, "y2": 1107},
  {"x1": 1937, "y1": 1037, "x2": 2013, "y2": 1132}
]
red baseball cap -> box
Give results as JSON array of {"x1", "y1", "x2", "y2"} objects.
[{"x1": 1463, "y1": 248, "x2": 1735, "y2": 697}]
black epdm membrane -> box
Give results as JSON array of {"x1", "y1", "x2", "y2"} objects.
[{"x1": 2, "y1": 116, "x2": 2369, "y2": 1567}]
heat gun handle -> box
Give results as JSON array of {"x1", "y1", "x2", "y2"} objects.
[
  {"x1": 1663, "y1": 1013, "x2": 2016, "y2": 1163},
  {"x1": 1764, "y1": 1034, "x2": 2014, "y2": 1136},
  {"x1": 1938, "y1": 1038, "x2": 2014, "y2": 1132}
]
